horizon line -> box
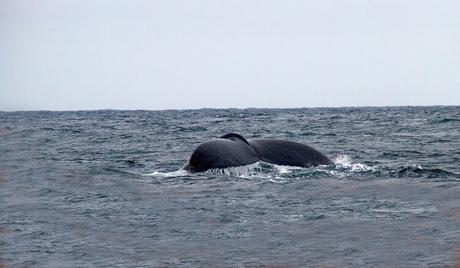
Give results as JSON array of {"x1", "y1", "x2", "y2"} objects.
[{"x1": 1, "y1": 104, "x2": 459, "y2": 113}]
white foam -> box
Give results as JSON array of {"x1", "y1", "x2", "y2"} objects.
[
  {"x1": 206, "y1": 162, "x2": 263, "y2": 177},
  {"x1": 143, "y1": 169, "x2": 189, "y2": 177},
  {"x1": 334, "y1": 155, "x2": 374, "y2": 172},
  {"x1": 145, "y1": 155, "x2": 375, "y2": 180},
  {"x1": 334, "y1": 154, "x2": 352, "y2": 166},
  {"x1": 274, "y1": 164, "x2": 303, "y2": 174},
  {"x1": 371, "y1": 206, "x2": 437, "y2": 214},
  {"x1": 268, "y1": 176, "x2": 289, "y2": 184},
  {"x1": 208, "y1": 162, "x2": 308, "y2": 179}
]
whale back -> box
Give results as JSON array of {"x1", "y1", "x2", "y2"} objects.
[{"x1": 249, "y1": 139, "x2": 332, "y2": 167}]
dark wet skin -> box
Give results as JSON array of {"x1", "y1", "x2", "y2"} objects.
[{"x1": 185, "y1": 133, "x2": 332, "y2": 172}]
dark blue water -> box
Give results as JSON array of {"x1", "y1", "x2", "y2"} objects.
[{"x1": 1, "y1": 107, "x2": 459, "y2": 267}]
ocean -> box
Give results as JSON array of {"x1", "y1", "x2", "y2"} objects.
[{"x1": 0, "y1": 106, "x2": 459, "y2": 267}]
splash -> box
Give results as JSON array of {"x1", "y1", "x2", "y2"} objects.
[
  {"x1": 334, "y1": 155, "x2": 374, "y2": 172},
  {"x1": 274, "y1": 164, "x2": 303, "y2": 174},
  {"x1": 206, "y1": 162, "x2": 269, "y2": 178},
  {"x1": 144, "y1": 169, "x2": 189, "y2": 177},
  {"x1": 144, "y1": 156, "x2": 378, "y2": 181}
]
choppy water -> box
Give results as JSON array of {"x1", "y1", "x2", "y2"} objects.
[{"x1": 1, "y1": 106, "x2": 459, "y2": 267}]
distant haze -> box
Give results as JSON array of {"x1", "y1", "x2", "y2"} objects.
[{"x1": 1, "y1": 0, "x2": 459, "y2": 111}]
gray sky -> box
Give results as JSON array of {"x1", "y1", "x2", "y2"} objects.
[{"x1": 1, "y1": 0, "x2": 459, "y2": 111}]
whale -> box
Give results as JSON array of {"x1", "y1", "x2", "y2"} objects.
[{"x1": 183, "y1": 133, "x2": 332, "y2": 172}]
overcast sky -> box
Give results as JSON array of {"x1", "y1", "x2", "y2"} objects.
[{"x1": 1, "y1": 0, "x2": 459, "y2": 111}]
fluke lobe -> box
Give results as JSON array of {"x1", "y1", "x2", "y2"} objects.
[{"x1": 183, "y1": 133, "x2": 332, "y2": 172}]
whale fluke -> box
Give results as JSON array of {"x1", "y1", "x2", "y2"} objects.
[
  {"x1": 186, "y1": 133, "x2": 259, "y2": 172},
  {"x1": 184, "y1": 133, "x2": 331, "y2": 172},
  {"x1": 249, "y1": 139, "x2": 333, "y2": 167}
]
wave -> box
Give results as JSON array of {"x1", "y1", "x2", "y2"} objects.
[
  {"x1": 144, "y1": 155, "x2": 459, "y2": 182},
  {"x1": 143, "y1": 169, "x2": 189, "y2": 177},
  {"x1": 333, "y1": 155, "x2": 374, "y2": 172},
  {"x1": 393, "y1": 164, "x2": 458, "y2": 179},
  {"x1": 145, "y1": 155, "x2": 375, "y2": 180},
  {"x1": 434, "y1": 117, "x2": 460, "y2": 123}
]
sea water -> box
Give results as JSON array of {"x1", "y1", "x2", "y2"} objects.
[{"x1": 1, "y1": 107, "x2": 459, "y2": 267}]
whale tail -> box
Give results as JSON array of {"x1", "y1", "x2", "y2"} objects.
[
  {"x1": 219, "y1": 133, "x2": 251, "y2": 145},
  {"x1": 185, "y1": 133, "x2": 332, "y2": 172},
  {"x1": 249, "y1": 139, "x2": 333, "y2": 167}
]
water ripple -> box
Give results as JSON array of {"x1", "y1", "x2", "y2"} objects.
[{"x1": 1, "y1": 106, "x2": 459, "y2": 267}]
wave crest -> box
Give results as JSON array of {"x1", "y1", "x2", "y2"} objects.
[
  {"x1": 145, "y1": 155, "x2": 458, "y2": 182},
  {"x1": 333, "y1": 155, "x2": 374, "y2": 172},
  {"x1": 144, "y1": 170, "x2": 189, "y2": 177},
  {"x1": 394, "y1": 164, "x2": 457, "y2": 179}
]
